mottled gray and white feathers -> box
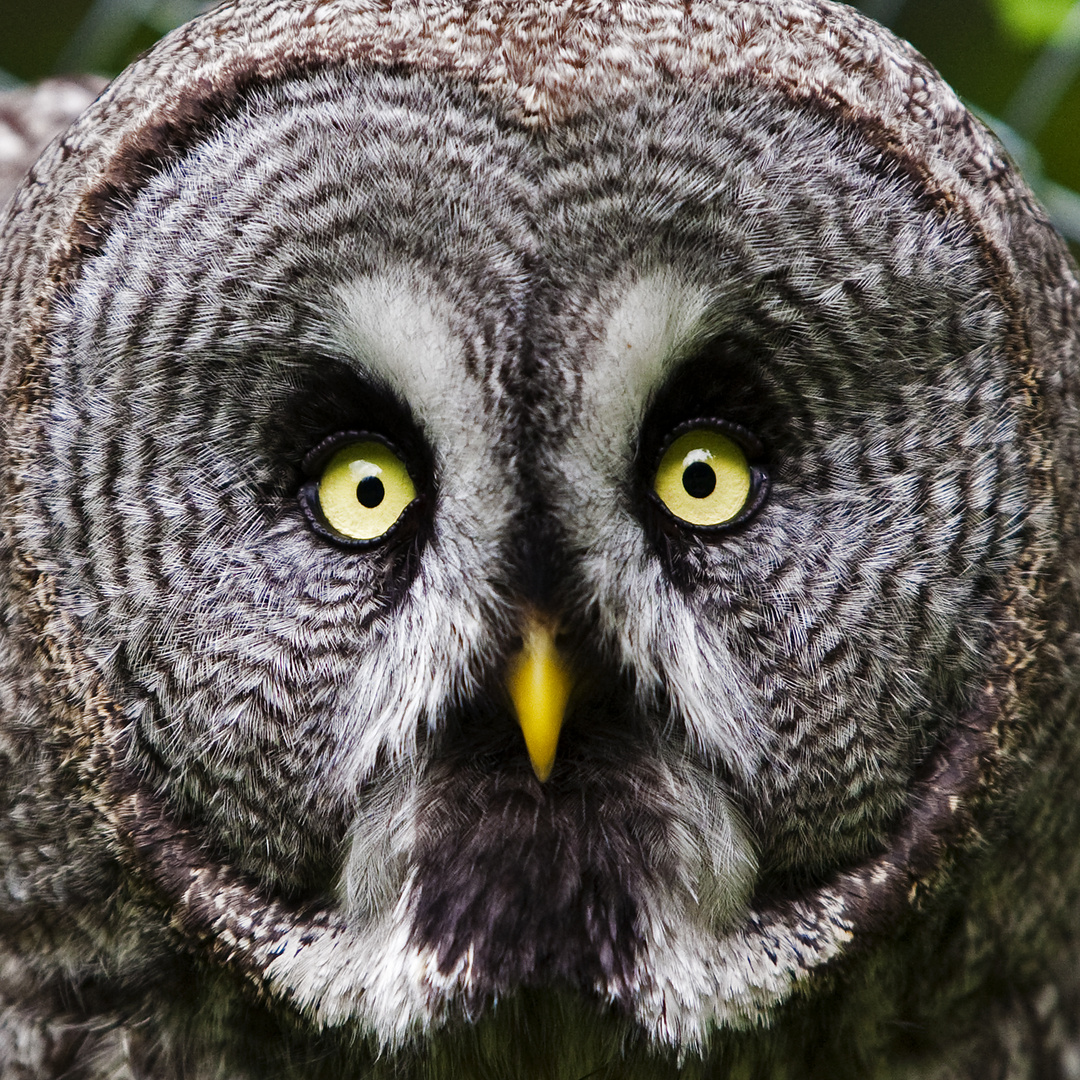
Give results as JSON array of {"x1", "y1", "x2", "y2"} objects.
[{"x1": 1, "y1": 1, "x2": 1080, "y2": 1078}]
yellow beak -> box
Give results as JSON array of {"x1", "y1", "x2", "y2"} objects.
[{"x1": 505, "y1": 612, "x2": 573, "y2": 782}]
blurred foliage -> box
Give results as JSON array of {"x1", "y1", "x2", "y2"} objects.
[
  {"x1": 991, "y1": 0, "x2": 1076, "y2": 45},
  {"x1": 4, "y1": 0, "x2": 1080, "y2": 248},
  {"x1": 0, "y1": 0, "x2": 206, "y2": 85}
]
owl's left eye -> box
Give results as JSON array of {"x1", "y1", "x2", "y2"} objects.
[
  {"x1": 650, "y1": 421, "x2": 769, "y2": 530},
  {"x1": 299, "y1": 434, "x2": 419, "y2": 545}
]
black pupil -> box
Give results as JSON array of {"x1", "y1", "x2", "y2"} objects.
[
  {"x1": 356, "y1": 476, "x2": 385, "y2": 508},
  {"x1": 682, "y1": 460, "x2": 716, "y2": 499}
]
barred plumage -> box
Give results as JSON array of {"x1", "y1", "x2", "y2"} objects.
[{"x1": 1, "y1": 1, "x2": 1079, "y2": 1077}]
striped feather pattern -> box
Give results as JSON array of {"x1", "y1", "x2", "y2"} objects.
[{"x1": 0, "y1": 2, "x2": 1077, "y2": 1077}]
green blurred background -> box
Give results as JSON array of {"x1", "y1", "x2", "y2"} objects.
[{"x1": 4, "y1": 0, "x2": 1080, "y2": 244}]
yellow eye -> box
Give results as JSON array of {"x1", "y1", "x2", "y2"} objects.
[
  {"x1": 653, "y1": 427, "x2": 753, "y2": 527},
  {"x1": 316, "y1": 440, "x2": 417, "y2": 541}
]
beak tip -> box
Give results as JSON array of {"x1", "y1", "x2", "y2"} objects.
[{"x1": 531, "y1": 757, "x2": 555, "y2": 783}]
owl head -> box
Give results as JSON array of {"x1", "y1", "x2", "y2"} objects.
[{"x1": 1, "y1": 0, "x2": 1078, "y2": 1074}]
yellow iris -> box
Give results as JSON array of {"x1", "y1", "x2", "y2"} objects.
[
  {"x1": 653, "y1": 428, "x2": 752, "y2": 527},
  {"x1": 317, "y1": 440, "x2": 416, "y2": 541}
]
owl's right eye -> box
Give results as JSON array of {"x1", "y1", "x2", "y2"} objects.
[{"x1": 299, "y1": 434, "x2": 419, "y2": 545}]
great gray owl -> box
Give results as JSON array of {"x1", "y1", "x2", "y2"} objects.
[{"x1": 1, "y1": 0, "x2": 1079, "y2": 1077}]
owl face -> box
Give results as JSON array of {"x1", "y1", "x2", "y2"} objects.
[{"x1": 0, "y1": 0, "x2": 1067, "y2": 1064}]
